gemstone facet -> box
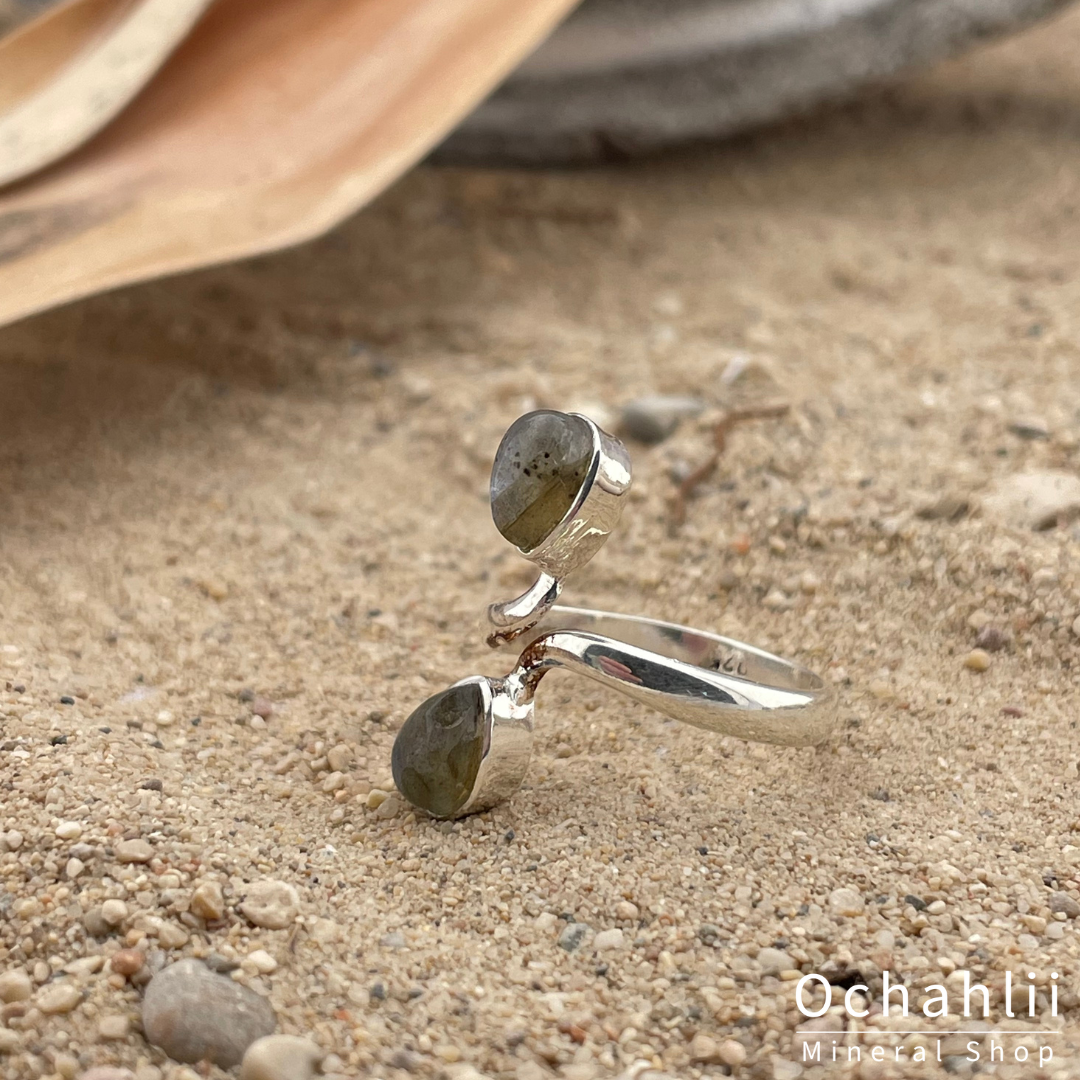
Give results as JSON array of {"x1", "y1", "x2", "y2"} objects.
[
  {"x1": 490, "y1": 411, "x2": 594, "y2": 551},
  {"x1": 391, "y1": 682, "x2": 488, "y2": 818}
]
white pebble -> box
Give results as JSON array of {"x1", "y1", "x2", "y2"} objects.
[
  {"x1": 240, "y1": 1035, "x2": 323, "y2": 1080},
  {"x1": 98, "y1": 1014, "x2": 131, "y2": 1040},
  {"x1": 757, "y1": 947, "x2": 793, "y2": 975},
  {"x1": 246, "y1": 950, "x2": 278, "y2": 975},
  {"x1": 0, "y1": 970, "x2": 31, "y2": 1003},
  {"x1": 36, "y1": 981, "x2": 82, "y2": 1014},
  {"x1": 321, "y1": 771, "x2": 345, "y2": 793},
  {"x1": 101, "y1": 899, "x2": 129, "y2": 926},
  {"x1": 594, "y1": 928, "x2": 625, "y2": 951},
  {"x1": 115, "y1": 838, "x2": 154, "y2": 863},
  {"x1": 56, "y1": 821, "x2": 82, "y2": 840},
  {"x1": 240, "y1": 879, "x2": 300, "y2": 930},
  {"x1": 718, "y1": 1040, "x2": 747, "y2": 1067},
  {"x1": 828, "y1": 888, "x2": 864, "y2": 916}
]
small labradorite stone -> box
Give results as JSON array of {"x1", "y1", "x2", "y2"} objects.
[
  {"x1": 391, "y1": 682, "x2": 487, "y2": 818},
  {"x1": 490, "y1": 411, "x2": 593, "y2": 551}
]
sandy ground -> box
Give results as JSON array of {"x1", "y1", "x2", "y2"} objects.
[{"x1": 3, "y1": 7, "x2": 1080, "y2": 1080}]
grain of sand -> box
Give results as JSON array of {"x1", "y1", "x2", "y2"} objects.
[{"x1": 3, "y1": 10, "x2": 1080, "y2": 1080}]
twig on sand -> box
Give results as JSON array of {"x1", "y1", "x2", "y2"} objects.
[{"x1": 667, "y1": 403, "x2": 790, "y2": 530}]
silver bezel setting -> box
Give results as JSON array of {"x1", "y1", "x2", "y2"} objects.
[{"x1": 487, "y1": 412, "x2": 632, "y2": 645}]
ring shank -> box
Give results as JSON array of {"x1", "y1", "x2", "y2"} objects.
[{"x1": 511, "y1": 605, "x2": 835, "y2": 746}]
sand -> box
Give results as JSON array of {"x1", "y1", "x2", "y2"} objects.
[{"x1": 2, "y1": 7, "x2": 1080, "y2": 1079}]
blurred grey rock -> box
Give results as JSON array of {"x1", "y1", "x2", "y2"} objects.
[
  {"x1": 142, "y1": 958, "x2": 276, "y2": 1068},
  {"x1": 558, "y1": 922, "x2": 591, "y2": 951},
  {"x1": 620, "y1": 396, "x2": 704, "y2": 444},
  {"x1": 439, "y1": 0, "x2": 1075, "y2": 164}
]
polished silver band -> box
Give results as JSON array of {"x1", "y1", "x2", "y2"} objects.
[
  {"x1": 445, "y1": 604, "x2": 834, "y2": 818},
  {"x1": 509, "y1": 605, "x2": 834, "y2": 746}
]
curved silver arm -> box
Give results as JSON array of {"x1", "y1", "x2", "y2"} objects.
[
  {"x1": 485, "y1": 572, "x2": 561, "y2": 646},
  {"x1": 503, "y1": 606, "x2": 834, "y2": 747}
]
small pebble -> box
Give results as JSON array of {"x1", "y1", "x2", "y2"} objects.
[
  {"x1": 36, "y1": 980, "x2": 82, "y2": 1014},
  {"x1": 191, "y1": 881, "x2": 226, "y2": 921},
  {"x1": 65, "y1": 956, "x2": 103, "y2": 978},
  {"x1": 77, "y1": 1069, "x2": 135, "y2": 1080},
  {"x1": 828, "y1": 888, "x2": 864, "y2": 916},
  {"x1": 1008, "y1": 416, "x2": 1050, "y2": 440},
  {"x1": 56, "y1": 1055, "x2": 80, "y2": 1080},
  {"x1": 240, "y1": 1035, "x2": 323, "y2": 1080},
  {"x1": 157, "y1": 921, "x2": 189, "y2": 949},
  {"x1": 756, "y1": 946, "x2": 793, "y2": 975},
  {"x1": 689, "y1": 1034, "x2": 720, "y2": 1063},
  {"x1": 115, "y1": 838, "x2": 153, "y2": 863},
  {"x1": 974, "y1": 625, "x2": 1010, "y2": 652},
  {"x1": 614, "y1": 901, "x2": 639, "y2": 921},
  {"x1": 327, "y1": 744, "x2": 352, "y2": 772},
  {"x1": 205, "y1": 952, "x2": 241, "y2": 974},
  {"x1": 1049, "y1": 892, "x2": 1080, "y2": 919},
  {"x1": 964, "y1": 648, "x2": 992, "y2": 672},
  {"x1": 101, "y1": 899, "x2": 129, "y2": 926},
  {"x1": 772, "y1": 1057, "x2": 802, "y2": 1080},
  {"x1": 84, "y1": 906, "x2": 110, "y2": 937},
  {"x1": 0, "y1": 1029, "x2": 19, "y2": 1054},
  {"x1": 199, "y1": 578, "x2": 229, "y2": 600},
  {"x1": 619, "y1": 396, "x2": 705, "y2": 445},
  {"x1": 110, "y1": 949, "x2": 145, "y2": 977},
  {"x1": 594, "y1": 928, "x2": 625, "y2": 951},
  {"x1": 56, "y1": 821, "x2": 83, "y2": 840},
  {"x1": 246, "y1": 950, "x2": 277, "y2": 974},
  {"x1": 98, "y1": 1013, "x2": 131, "y2": 1040},
  {"x1": 240, "y1": 879, "x2": 300, "y2": 930},
  {"x1": 0, "y1": 969, "x2": 32, "y2": 1002},
  {"x1": 558, "y1": 923, "x2": 591, "y2": 952},
  {"x1": 718, "y1": 1040, "x2": 747, "y2": 1067},
  {"x1": 251, "y1": 697, "x2": 274, "y2": 720},
  {"x1": 310, "y1": 917, "x2": 341, "y2": 944},
  {"x1": 142, "y1": 958, "x2": 276, "y2": 1068}
]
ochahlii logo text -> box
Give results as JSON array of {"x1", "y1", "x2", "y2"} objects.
[{"x1": 794, "y1": 970, "x2": 1060, "y2": 1068}]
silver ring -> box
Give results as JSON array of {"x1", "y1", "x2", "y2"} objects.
[{"x1": 391, "y1": 410, "x2": 835, "y2": 819}]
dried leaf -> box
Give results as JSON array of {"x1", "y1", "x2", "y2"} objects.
[
  {"x1": 0, "y1": 0, "x2": 216, "y2": 187},
  {"x1": 0, "y1": 0, "x2": 580, "y2": 329}
]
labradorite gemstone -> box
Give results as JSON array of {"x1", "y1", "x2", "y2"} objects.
[
  {"x1": 391, "y1": 682, "x2": 487, "y2": 818},
  {"x1": 490, "y1": 411, "x2": 593, "y2": 551}
]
